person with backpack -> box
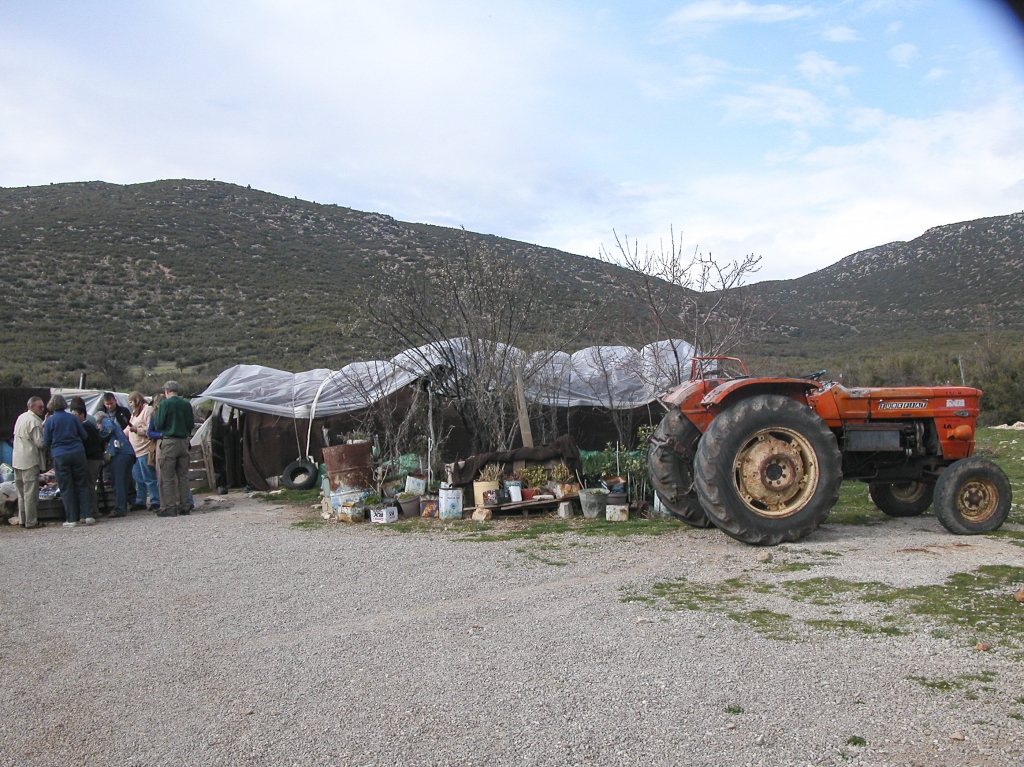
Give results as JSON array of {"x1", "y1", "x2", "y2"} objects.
[{"x1": 96, "y1": 411, "x2": 136, "y2": 518}]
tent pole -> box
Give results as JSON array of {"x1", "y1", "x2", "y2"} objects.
[{"x1": 427, "y1": 382, "x2": 434, "y2": 488}]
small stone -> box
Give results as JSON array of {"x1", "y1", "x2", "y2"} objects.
[
  {"x1": 950, "y1": 732, "x2": 965, "y2": 741},
  {"x1": 725, "y1": 723, "x2": 736, "y2": 730},
  {"x1": 243, "y1": 710, "x2": 254, "y2": 716},
  {"x1": 975, "y1": 642, "x2": 990, "y2": 651},
  {"x1": 754, "y1": 734, "x2": 765, "y2": 746},
  {"x1": 472, "y1": 507, "x2": 492, "y2": 521},
  {"x1": 636, "y1": 617, "x2": 653, "y2": 624},
  {"x1": 756, "y1": 552, "x2": 773, "y2": 563},
  {"x1": 1014, "y1": 589, "x2": 1024, "y2": 603}
]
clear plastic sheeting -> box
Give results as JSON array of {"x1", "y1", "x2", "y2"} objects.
[{"x1": 198, "y1": 338, "x2": 696, "y2": 418}]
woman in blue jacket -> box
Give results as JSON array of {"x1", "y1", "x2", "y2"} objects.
[
  {"x1": 42, "y1": 394, "x2": 91, "y2": 527},
  {"x1": 97, "y1": 411, "x2": 137, "y2": 518}
]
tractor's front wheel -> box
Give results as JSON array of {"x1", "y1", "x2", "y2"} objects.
[
  {"x1": 694, "y1": 394, "x2": 842, "y2": 546},
  {"x1": 933, "y1": 458, "x2": 1011, "y2": 534},
  {"x1": 868, "y1": 482, "x2": 934, "y2": 517},
  {"x1": 648, "y1": 408, "x2": 713, "y2": 528}
]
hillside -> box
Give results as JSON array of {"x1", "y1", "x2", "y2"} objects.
[
  {"x1": 748, "y1": 212, "x2": 1024, "y2": 360},
  {"x1": 2, "y1": 179, "x2": 1023, "y2": 390},
  {"x1": 0, "y1": 180, "x2": 626, "y2": 385}
]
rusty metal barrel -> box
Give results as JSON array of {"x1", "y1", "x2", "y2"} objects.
[{"x1": 322, "y1": 442, "x2": 373, "y2": 492}]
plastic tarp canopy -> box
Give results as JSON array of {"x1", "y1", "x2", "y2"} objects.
[
  {"x1": 198, "y1": 338, "x2": 695, "y2": 419},
  {"x1": 51, "y1": 389, "x2": 131, "y2": 416}
]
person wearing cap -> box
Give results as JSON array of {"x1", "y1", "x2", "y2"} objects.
[
  {"x1": 153, "y1": 381, "x2": 194, "y2": 517},
  {"x1": 12, "y1": 397, "x2": 46, "y2": 529}
]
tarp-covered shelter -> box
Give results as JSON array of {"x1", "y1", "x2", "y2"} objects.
[{"x1": 199, "y1": 339, "x2": 696, "y2": 490}]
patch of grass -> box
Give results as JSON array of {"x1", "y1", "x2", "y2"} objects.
[
  {"x1": 805, "y1": 618, "x2": 905, "y2": 636},
  {"x1": 728, "y1": 609, "x2": 794, "y2": 639},
  {"x1": 908, "y1": 676, "x2": 964, "y2": 692},
  {"x1": 456, "y1": 516, "x2": 685, "y2": 542},
  {"x1": 255, "y1": 487, "x2": 322, "y2": 507},
  {"x1": 824, "y1": 483, "x2": 889, "y2": 526},
  {"x1": 725, "y1": 704, "x2": 744, "y2": 714},
  {"x1": 958, "y1": 671, "x2": 997, "y2": 683},
  {"x1": 846, "y1": 736, "x2": 867, "y2": 747},
  {"x1": 621, "y1": 575, "x2": 747, "y2": 610},
  {"x1": 987, "y1": 529, "x2": 1024, "y2": 548},
  {"x1": 1015, "y1": 696, "x2": 1024, "y2": 705},
  {"x1": 290, "y1": 515, "x2": 326, "y2": 530},
  {"x1": 781, "y1": 577, "x2": 891, "y2": 606},
  {"x1": 773, "y1": 562, "x2": 815, "y2": 572},
  {"x1": 1010, "y1": 713, "x2": 1024, "y2": 721}
]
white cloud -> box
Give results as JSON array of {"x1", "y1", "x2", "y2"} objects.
[
  {"x1": 889, "y1": 43, "x2": 919, "y2": 67},
  {"x1": 886, "y1": 21, "x2": 903, "y2": 35},
  {"x1": 666, "y1": 0, "x2": 812, "y2": 28},
  {"x1": 796, "y1": 51, "x2": 859, "y2": 84},
  {"x1": 720, "y1": 84, "x2": 830, "y2": 126},
  {"x1": 822, "y1": 25, "x2": 858, "y2": 42},
  {"x1": 568, "y1": 95, "x2": 1024, "y2": 281},
  {"x1": 925, "y1": 67, "x2": 949, "y2": 80}
]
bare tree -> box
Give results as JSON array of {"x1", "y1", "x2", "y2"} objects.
[
  {"x1": 363, "y1": 231, "x2": 595, "y2": 454},
  {"x1": 331, "y1": 362, "x2": 426, "y2": 496},
  {"x1": 86, "y1": 339, "x2": 131, "y2": 389},
  {"x1": 600, "y1": 226, "x2": 762, "y2": 381}
]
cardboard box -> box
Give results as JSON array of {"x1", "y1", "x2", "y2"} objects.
[{"x1": 370, "y1": 506, "x2": 399, "y2": 524}]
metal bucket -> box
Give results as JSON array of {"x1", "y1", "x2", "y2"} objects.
[{"x1": 579, "y1": 489, "x2": 608, "y2": 519}]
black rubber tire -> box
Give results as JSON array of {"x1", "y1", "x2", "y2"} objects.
[
  {"x1": 281, "y1": 459, "x2": 318, "y2": 491},
  {"x1": 694, "y1": 394, "x2": 842, "y2": 546},
  {"x1": 933, "y1": 457, "x2": 1011, "y2": 535},
  {"x1": 868, "y1": 482, "x2": 934, "y2": 517},
  {"x1": 648, "y1": 408, "x2": 714, "y2": 528}
]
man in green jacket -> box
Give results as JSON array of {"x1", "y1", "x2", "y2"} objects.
[{"x1": 153, "y1": 380, "x2": 194, "y2": 517}]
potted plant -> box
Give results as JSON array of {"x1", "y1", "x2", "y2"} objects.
[
  {"x1": 473, "y1": 462, "x2": 503, "y2": 507},
  {"x1": 396, "y1": 491, "x2": 420, "y2": 517},
  {"x1": 548, "y1": 463, "x2": 580, "y2": 499},
  {"x1": 519, "y1": 465, "x2": 546, "y2": 501}
]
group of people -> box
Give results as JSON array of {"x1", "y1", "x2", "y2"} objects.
[{"x1": 11, "y1": 380, "x2": 196, "y2": 528}]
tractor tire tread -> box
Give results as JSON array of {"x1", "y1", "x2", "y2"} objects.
[{"x1": 694, "y1": 394, "x2": 842, "y2": 546}]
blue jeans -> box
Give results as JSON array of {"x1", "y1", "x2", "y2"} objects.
[
  {"x1": 54, "y1": 451, "x2": 91, "y2": 523},
  {"x1": 132, "y1": 455, "x2": 160, "y2": 506},
  {"x1": 109, "y1": 453, "x2": 135, "y2": 516}
]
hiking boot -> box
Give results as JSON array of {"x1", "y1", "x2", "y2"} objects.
[
  {"x1": 130, "y1": 503, "x2": 146, "y2": 511},
  {"x1": 156, "y1": 508, "x2": 177, "y2": 517}
]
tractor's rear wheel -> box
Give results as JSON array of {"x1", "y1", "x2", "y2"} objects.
[
  {"x1": 648, "y1": 408, "x2": 713, "y2": 528},
  {"x1": 694, "y1": 394, "x2": 842, "y2": 546},
  {"x1": 933, "y1": 458, "x2": 1011, "y2": 535},
  {"x1": 868, "y1": 482, "x2": 934, "y2": 517}
]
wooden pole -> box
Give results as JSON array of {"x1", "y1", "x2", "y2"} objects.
[{"x1": 515, "y1": 370, "x2": 534, "y2": 448}]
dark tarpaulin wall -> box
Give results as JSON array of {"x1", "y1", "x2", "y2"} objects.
[
  {"x1": 0, "y1": 387, "x2": 51, "y2": 443},
  {"x1": 229, "y1": 385, "x2": 667, "y2": 490}
]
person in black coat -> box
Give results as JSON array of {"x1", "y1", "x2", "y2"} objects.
[{"x1": 102, "y1": 392, "x2": 132, "y2": 431}]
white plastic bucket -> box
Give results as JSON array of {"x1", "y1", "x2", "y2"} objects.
[{"x1": 439, "y1": 487, "x2": 464, "y2": 520}]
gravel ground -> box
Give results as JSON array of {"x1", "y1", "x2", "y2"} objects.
[{"x1": 2, "y1": 493, "x2": 1023, "y2": 767}]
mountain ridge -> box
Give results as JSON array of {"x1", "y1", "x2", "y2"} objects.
[{"x1": 2, "y1": 178, "x2": 1022, "y2": 386}]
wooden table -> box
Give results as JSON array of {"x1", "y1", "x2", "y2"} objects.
[{"x1": 467, "y1": 493, "x2": 578, "y2": 518}]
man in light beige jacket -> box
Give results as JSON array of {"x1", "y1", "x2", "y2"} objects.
[{"x1": 12, "y1": 397, "x2": 47, "y2": 528}]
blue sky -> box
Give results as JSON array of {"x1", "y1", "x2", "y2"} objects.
[{"x1": 2, "y1": 1, "x2": 1023, "y2": 281}]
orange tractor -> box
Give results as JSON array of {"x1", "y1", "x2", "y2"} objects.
[{"x1": 649, "y1": 357, "x2": 1012, "y2": 545}]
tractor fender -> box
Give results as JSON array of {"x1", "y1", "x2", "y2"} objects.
[{"x1": 700, "y1": 378, "x2": 822, "y2": 410}]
